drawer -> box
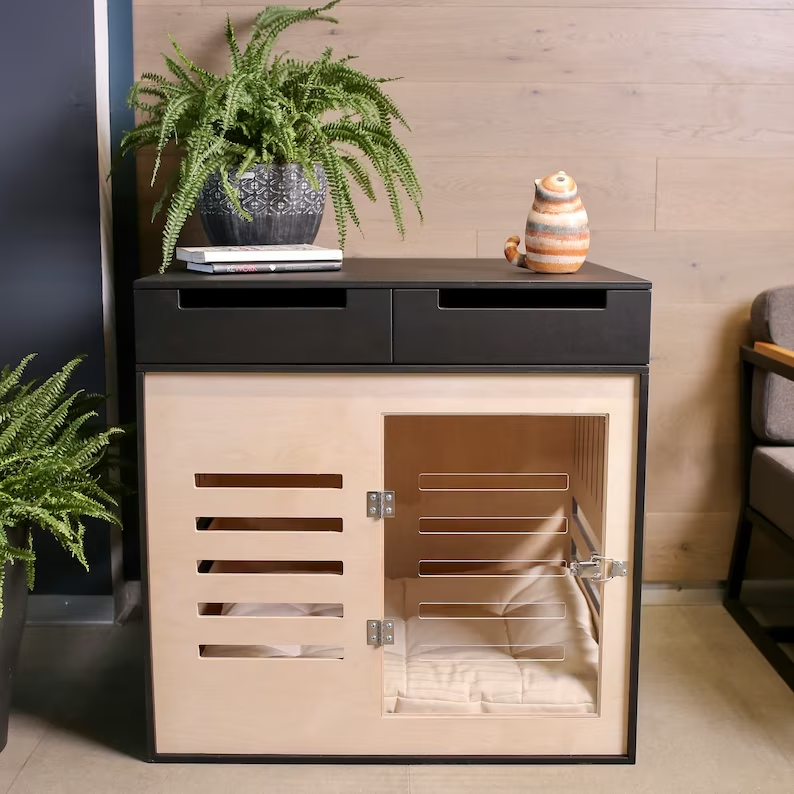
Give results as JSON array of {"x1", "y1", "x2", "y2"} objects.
[
  {"x1": 135, "y1": 287, "x2": 392, "y2": 365},
  {"x1": 393, "y1": 288, "x2": 651, "y2": 366}
]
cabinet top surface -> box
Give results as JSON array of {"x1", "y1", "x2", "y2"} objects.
[{"x1": 134, "y1": 259, "x2": 651, "y2": 290}]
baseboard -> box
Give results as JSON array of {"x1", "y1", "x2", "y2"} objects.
[{"x1": 25, "y1": 595, "x2": 115, "y2": 625}]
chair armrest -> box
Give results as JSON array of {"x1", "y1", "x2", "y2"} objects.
[
  {"x1": 742, "y1": 342, "x2": 794, "y2": 382},
  {"x1": 755, "y1": 342, "x2": 794, "y2": 368}
]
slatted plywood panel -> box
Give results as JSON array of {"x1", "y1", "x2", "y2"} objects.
[{"x1": 131, "y1": 1, "x2": 794, "y2": 581}]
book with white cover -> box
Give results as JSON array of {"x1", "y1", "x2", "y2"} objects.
[
  {"x1": 176, "y1": 244, "x2": 343, "y2": 264},
  {"x1": 185, "y1": 260, "x2": 342, "y2": 274}
]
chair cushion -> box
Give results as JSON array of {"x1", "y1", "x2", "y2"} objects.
[
  {"x1": 750, "y1": 286, "x2": 794, "y2": 443},
  {"x1": 750, "y1": 447, "x2": 794, "y2": 541}
]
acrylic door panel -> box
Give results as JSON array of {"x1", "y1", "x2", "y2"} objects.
[
  {"x1": 143, "y1": 373, "x2": 638, "y2": 757},
  {"x1": 383, "y1": 415, "x2": 605, "y2": 717}
]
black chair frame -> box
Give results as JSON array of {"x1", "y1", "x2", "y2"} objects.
[{"x1": 725, "y1": 345, "x2": 794, "y2": 690}]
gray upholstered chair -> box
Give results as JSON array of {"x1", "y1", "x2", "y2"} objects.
[{"x1": 726, "y1": 286, "x2": 794, "y2": 689}]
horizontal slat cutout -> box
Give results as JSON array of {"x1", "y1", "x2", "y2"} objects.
[
  {"x1": 200, "y1": 645, "x2": 344, "y2": 660},
  {"x1": 416, "y1": 534, "x2": 568, "y2": 563},
  {"x1": 418, "y1": 560, "x2": 567, "y2": 577},
  {"x1": 417, "y1": 645, "x2": 566, "y2": 662},
  {"x1": 198, "y1": 517, "x2": 343, "y2": 532},
  {"x1": 200, "y1": 561, "x2": 343, "y2": 575},
  {"x1": 418, "y1": 602, "x2": 566, "y2": 620},
  {"x1": 195, "y1": 474, "x2": 343, "y2": 489},
  {"x1": 419, "y1": 517, "x2": 568, "y2": 534},
  {"x1": 179, "y1": 288, "x2": 347, "y2": 310},
  {"x1": 199, "y1": 603, "x2": 344, "y2": 617},
  {"x1": 418, "y1": 473, "x2": 569, "y2": 491}
]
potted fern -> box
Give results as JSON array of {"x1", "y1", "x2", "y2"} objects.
[
  {"x1": 120, "y1": 0, "x2": 423, "y2": 273},
  {"x1": 0, "y1": 356, "x2": 122, "y2": 753}
]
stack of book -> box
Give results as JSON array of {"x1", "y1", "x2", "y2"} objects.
[{"x1": 176, "y1": 244, "x2": 343, "y2": 274}]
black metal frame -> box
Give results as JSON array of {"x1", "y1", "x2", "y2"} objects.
[
  {"x1": 136, "y1": 366, "x2": 649, "y2": 765},
  {"x1": 724, "y1": 345, "x2": 794, "y2": 691}
]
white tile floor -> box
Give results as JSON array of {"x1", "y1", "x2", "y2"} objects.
[{"x1": 2, "y1": 606, "x2": 793, "y2": 793}]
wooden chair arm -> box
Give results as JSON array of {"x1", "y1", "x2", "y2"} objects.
[
  {"x1": 745, "y1": 342, "x2": 794, "y2": 383},
  {"x1": 755, "y1": 342, "x2": 794, "y2": 368}
]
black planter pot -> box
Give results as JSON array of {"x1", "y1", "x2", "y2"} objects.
[
  {"x1": 0, "y1": 528, "x2": 28, "y2": 754},
  {"x1": 197, "y1": 162, "x2": 328, "y2": 247}
]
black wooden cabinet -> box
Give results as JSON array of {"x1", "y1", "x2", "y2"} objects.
[{"x1": 135, "y1": 259, "x2": 651, "y2": 763}]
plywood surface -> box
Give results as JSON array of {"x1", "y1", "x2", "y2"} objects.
[
  {"x1": 144, "y1": 372, "x2": 637, "y2": 755},
  {"x1": 130, "y1": 0, "x2": 794, "y2": 581}
]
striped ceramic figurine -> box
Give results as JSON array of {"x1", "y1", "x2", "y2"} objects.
[{"x1": 504, "y1": 171, "x2": 589, "y2": 274}]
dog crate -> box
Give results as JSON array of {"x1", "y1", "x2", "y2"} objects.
[{"x1": 134, "y1": 259, "x2": 651, "y2": 763}]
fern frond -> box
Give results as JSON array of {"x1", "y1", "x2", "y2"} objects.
[
  {"x1": 0, "y1": 355, "x2": 36, "y2": 401},
  {"x1": 224, "y1": 16, "x2": 243, "y2": 71},
  {"x1": 248, "y1": 2, "x2": 340, "y2": 67},
  {"x1": 341, "y1": 154, "x2": 375, "y2": 202},
  {"x1": 219, "y1": 169, "x2": 253, "y2": 222},
  {"x1": 152, "y1": 92, "x2": 200, "y2": 184},
  {"x1": 117, "y1": 0, "x2": 422, "y2": 271},
  {"x1": 0, "y1": 356, "x2": 123, "y2": 615},
  {"x1": 163, "y1": 52, "x2": 197, "y2": 90}
]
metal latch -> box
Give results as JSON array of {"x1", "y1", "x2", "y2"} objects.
[
  {"x1": 366, "y1": 619, "x2": 395, "y2": 646},
  {"x1": 570, "y1": 554, "x2": 627, "y2": 583},
  {"x1": 366, "y1": 490, "x2": 395, "y2": 519}
]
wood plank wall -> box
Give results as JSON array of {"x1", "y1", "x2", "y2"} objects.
[{"x1": 131, "y1": 0, "x2": 794, "y2": 582}]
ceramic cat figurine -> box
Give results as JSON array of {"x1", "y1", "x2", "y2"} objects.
[{"x1": 504, "y1": 171, "x2": 589, "y2": 274}]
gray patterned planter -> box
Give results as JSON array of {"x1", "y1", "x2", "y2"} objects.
[
  {"x1": 0, "y1": 528, "x2": 28, "y2": 754},
  {"x1": 198, "y1": 162, "x2": 327, "y2": 247}
]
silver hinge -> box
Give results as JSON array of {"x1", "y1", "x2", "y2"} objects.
[
  {"x1": 366, "y1": 490, "x2": 395, "y2": 519},
  {"x1": 366, "y1": 619, "x2": 395, "y2": 646},
  {"x1": 570, "y1": 554, "x2": 628, "y2": 583}
]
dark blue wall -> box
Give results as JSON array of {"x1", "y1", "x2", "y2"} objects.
[{"x1": 0, "y1": 0, "x2": 112, "y2": 594}]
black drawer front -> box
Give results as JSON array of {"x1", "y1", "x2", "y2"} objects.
[
  {"x1": 135, "y1": 288, "x2": 392, "y2": 365},
  {"x1": 393, "y1": 288, "x2": 651, "y2": 365}
]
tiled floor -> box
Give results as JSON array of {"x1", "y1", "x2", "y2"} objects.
[{"x1": 2, "y1": 606, "x2": 794, "y2": 793}]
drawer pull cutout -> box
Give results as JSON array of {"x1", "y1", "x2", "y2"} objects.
[
  {"x1": 179, "y1": 288, "x2": 347, "y2": 309},
  {"x1": 437, "y1": 288, "x2": 606, "y2": 310}
]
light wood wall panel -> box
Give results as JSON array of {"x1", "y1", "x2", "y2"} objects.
[
  {"x1": 386, "y1": 83, "x2": 794, "y2": 159},
  {"x1": 134, "y1": 7, "x2": 794, "y2": 84},
  {"x1": 131, "y1": 1, "x2": 794, "y2": 582},
  {"x1": 657, "y1": 159, "x2": 794, "y2": 230}
]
